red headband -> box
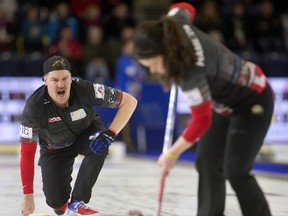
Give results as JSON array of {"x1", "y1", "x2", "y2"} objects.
[{"x1": 169, "y1": 2, "x2": 196, "y2": 23}]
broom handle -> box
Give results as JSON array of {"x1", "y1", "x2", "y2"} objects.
[
  {"x1": 163, "y1": 83, "x2": 178, "y2": 153},
  {"x1": 156, "y1": 83, "x2": 178, "y2": 216}
]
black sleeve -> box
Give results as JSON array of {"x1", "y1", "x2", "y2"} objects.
[{"x1": 84, "y1": 81, "x2": 123, "y2": 108}]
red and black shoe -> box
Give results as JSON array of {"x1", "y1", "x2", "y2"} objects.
[{"x1": 54, "y1": 201, "x2": 68, "y2": 215}]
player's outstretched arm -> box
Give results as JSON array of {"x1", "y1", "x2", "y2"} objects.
[
  {"x1": 108, "y1": 92, "x2": 137, "y2": 134},
  {"x1": 20, "y1": 142, "x2": 37, "y2": 215}
]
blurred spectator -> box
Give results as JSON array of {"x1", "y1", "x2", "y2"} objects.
[
  {"x1": 70, "y1": 0, "x2": 101, "y2": 19},
  {"x1": 46, "y1": 1, "x2": 79, "y2": 45},
  {"x1": 252, "y1": 0, "x2": 286, "y2": 52},
  {"x1": 131, "y1": 0, "x2": 171, "y2": 22},
  {"x1": 49, "y1": 25, "x2": 84, "y2": 77},
  {"x1": 84, "y1": 26, "x2": 109, "y2": 83},
  {"x1": 0, "y1": 9, "x2": 16, "y2": 51},
  {"x1": 115, "y1": 36, "x2": 146, "y2": 100},
  {"x1": 70, "y1": 0, "x2": 102, "y2": 41},
  {"x1": 85, "y1": 57, "x2": 110, "y2": 84},
  {"x1": 103, "y1": 2, "x2": 135, "y2": 41},
  {"x1": 208, "y1": 29, "x2": 225, "y2": 42},
  {"x1": 104, "y1": 25, "x2": 136, "y2": 78},
  {"x1": 194, "y1": 0, "x2": 225, "y2": 38},
  {"x1": 224, "y1": 1, "x2": 253, "y2": 52},
  {"x1": 19, "y1": 3, "x2": 48, "y2": 52},
  {"x1": 81, "y1": 5, "x2": 103, "y2": 29},
  {"x1": 121, "y1": 25, "x2": 135, "y2": 41},
  {"x1": 84, "y1": 26, "x2": 105, "y2": 62},
  {"x1": 40, "y1": 0, "x2": 69, "y2": 10},
  {"x1": 0, "y1": 0, "x2": 18, "y2": 21},
  {"x1": 102, "y1": 0, "x2": 132, "y2": 15}
]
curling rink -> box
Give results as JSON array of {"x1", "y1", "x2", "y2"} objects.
[{"x1": 1, "y1": 146, "x2": 288, "y2": 216}]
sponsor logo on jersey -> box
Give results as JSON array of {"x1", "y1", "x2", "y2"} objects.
[
  {"x1": 20, "y1": 125, "x2": 33, "y2": 139},
  {"x1": 70, "y1": 109, "x2": 87, "y2": 121},
  {"x1": 109, "y1": 89, "x2": 116, "y2": 103},
  {"x1": 43, "y1": 98, "x2": 50, "y2": 105},
  {"x1": 48, "y1": 117, "x2": 62, "y2": 122},
  {"x1": 213, "y1": 103, "x2": 233, "y2": 115},
  {"x1": 93, "y1": 84, "x2": 105, "y2": 99},
  {"x1": 183, "y1": 25, "x2": 205, "y2": 67},
  {"x1": 237, "y1": 62, "x2": 267, "y2": 93}
]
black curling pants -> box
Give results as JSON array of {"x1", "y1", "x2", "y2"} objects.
[
  {"x1": 195, "y1": 85, "x2": 274, "y2": 216},
  {"x1": 39, "y1": 122, "x2": 107, "y2": 209}
]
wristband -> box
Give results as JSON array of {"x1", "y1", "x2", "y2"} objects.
[
  {"x1": 108, "y1": 127, "x2": 117, "y2": 136},
  {"x1": 165, "y1": 151, "x2": 178, "y2": 160}
]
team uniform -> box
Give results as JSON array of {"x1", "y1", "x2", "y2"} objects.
[
  {"x1": 169, "y1": 8, "x2": 273, "y2": 216},
  {"x1": 20, "y1": 79, "x2": 122, "y2": 210}
]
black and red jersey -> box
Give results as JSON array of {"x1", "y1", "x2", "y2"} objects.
[
  {"x1": 167, "y1": 7, "x2": 271, "y2": 143},
  {"x1": 20, "y1": 79, "x2": 123, "y2": 149},
  {"x1": 169, "y1": 8, "x2": 268, "y2": 116}
]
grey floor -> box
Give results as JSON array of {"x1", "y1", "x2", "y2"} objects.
[{"x1": 1, "y1": 152, "x2": 288, "y2": 216}]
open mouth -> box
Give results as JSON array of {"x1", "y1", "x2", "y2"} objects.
[{"x1": 57, "y1": 90, "x2": 65, "y2": 96}]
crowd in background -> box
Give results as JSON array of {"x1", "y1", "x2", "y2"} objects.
[{"x1": 0, "y1": 0, "x2": 288, "y2": 83}]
